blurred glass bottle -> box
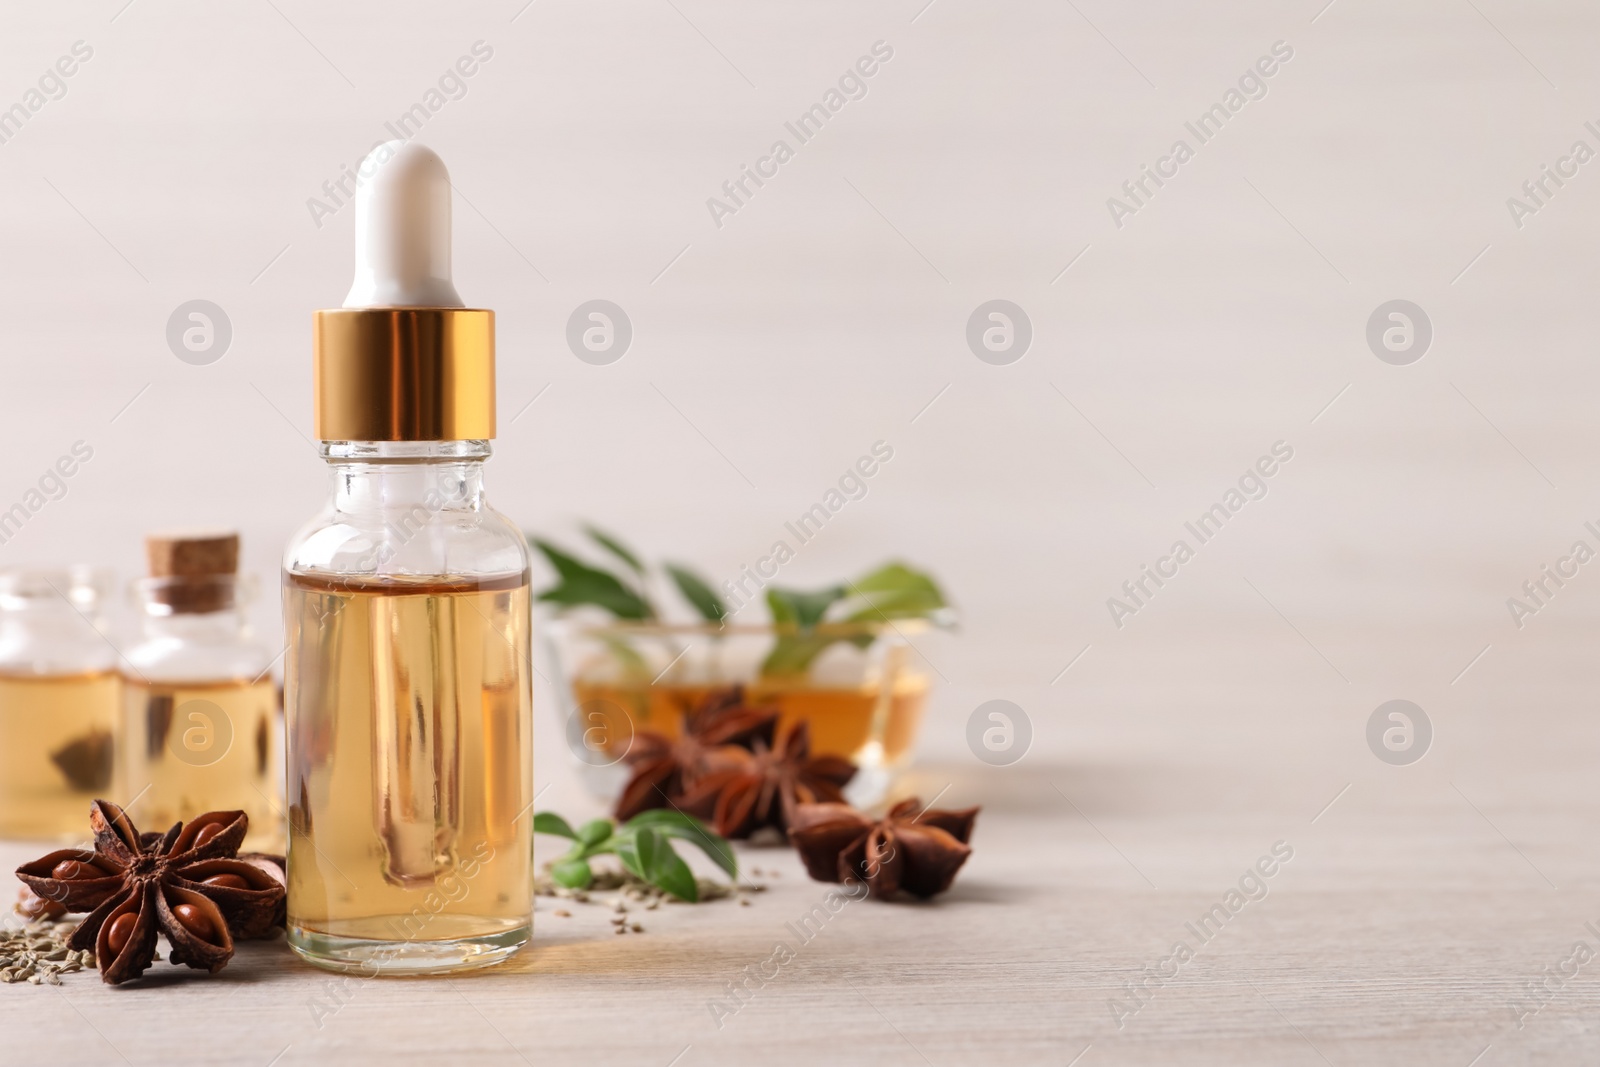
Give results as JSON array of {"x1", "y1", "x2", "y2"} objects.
[
  {"x1": 120, "y1": 531, "x2": 281, "y2": 850},
  {"x1": 0, "y1": 567, "x2": 119, "y2": 839}
]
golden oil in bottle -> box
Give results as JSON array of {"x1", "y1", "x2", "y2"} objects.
[
  {"x1": 283, "y1": 574, "x2": 532, "y2": 970},
  {"x1": 0, "y1": 569, "x2": 119, "y2": 839},
  {"x1": 0, "y1": 671, "x2": 120, "y2": 838},
  {"x1": 119, "y1": 676, "x2": 278, "y2": 846}
]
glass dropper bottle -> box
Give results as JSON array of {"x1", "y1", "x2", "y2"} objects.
[{"x1": 281, "y1": 141, "x2": 533, "y2": 975}]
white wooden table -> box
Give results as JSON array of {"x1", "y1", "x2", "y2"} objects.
[{"x1": 4, "y1": 616, "x2": 1595, "y2": 1066}]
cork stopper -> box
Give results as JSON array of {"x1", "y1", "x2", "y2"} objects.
[{"x1": 144, "y1": 530, "x2": 239, "y2": 613}]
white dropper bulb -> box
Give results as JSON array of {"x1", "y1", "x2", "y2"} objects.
[{"x1": 343, "y1": 141, "x2": 464, "y2": 308}]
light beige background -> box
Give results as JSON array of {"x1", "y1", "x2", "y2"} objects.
[{"x1": 3, "y1": 1, "x2": 1600, "y2": 1064}]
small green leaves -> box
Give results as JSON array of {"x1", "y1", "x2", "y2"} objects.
[
  {"x1": 533, "y1": 812, "x2": 578, "y2": 840},
  {"x1": 529, "y1": 530, "x2": 725, "y2": 624},
  {"x1": 761, "y1": 563, "x2": 948, "y2": 676},
  {"x1": 533, "y1": 809, "x2": 735, "y2": 902},
  {"x1": 531, "y1": 538, "x2": 653, "y2": 620},
  {"x1": 639, "y1": 828, "x2": 698, "y2": 903},
  {"x1": 527, "y1": 525, "x2": 951, "y2": 681},
  {"x1": 624, "y1": 809, "x2": 738, "y2": 880},
  {"x1": 616, "y1": 826, "x2": 697, "y2": 902},
  {"x1": 767, "y1": 585, "x2": 846, "y2": 628},
  {"x1": 759, "y1": 632, "x2": 834, "y2": 677},
  {"x1": 612, "y1": 829, "x2": 648, "y2": 881},
  {"x1": 844, "y1": 562, "x2": 947, "y2": 621},
  {"x1": 550, "y1": 856, "x2": 592, "y2": 888},
  {"x1": 665, "y1": 564, "x2": 727, "y2": 624}
]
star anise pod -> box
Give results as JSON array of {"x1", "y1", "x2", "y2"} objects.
[
  {"x1": 680, "y1": 720, "x2": 857, "y2": 840},
  {"x1": 14, "y1": 800, "x2": 287, "y2": 985},
  {"x1": 234, "y1": 852, "x2": 289, "y2": 935},
  {"x1": 789, "y1": 797, "x2": 979, "y2": 900},
  {"x1": 614, "y1": 686, "x2": 782, "y2": 821}
]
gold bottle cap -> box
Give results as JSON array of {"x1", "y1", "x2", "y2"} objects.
[{"x1": 312, "y1": 308, "x2": 495, "y2": 441}]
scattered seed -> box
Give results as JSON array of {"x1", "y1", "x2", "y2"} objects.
[
  {"x1": 630, "y1": 923, "x2": 642, "y2": 933},
  {"x1": 0, "y1": 918, "x2": 90, "y2": 985},
  {"x1": 613, "y1": 926, "x2": 626, "y2": 935},
  {"x1": 552, "y1": 909, "x2": 571, "y2": 918}
]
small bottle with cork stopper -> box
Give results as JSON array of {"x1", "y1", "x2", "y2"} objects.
[{"x1": 120, "y1": 530, "x2": 281, "y2": 851}]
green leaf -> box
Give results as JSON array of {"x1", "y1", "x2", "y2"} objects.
[
  {"x1": 842, "y1": 562, "x2": 947, "y2": 621},
  {"x1": 550, "y1": 856, "x2": 592, "y2": 889},
  {"x1": 647, "y1": 838, "x2": 699, "y2": 902},
  {"x1": 759, "y1": 568, "x2": 945, "y2": 676},
  {"x1": 624, "y1": 810, "x2": 737, "y2": 880},
  {"x1": 762, "y1": 585, "x2": 848, "y2": 676},
  {"x1": 533, "y1": 812, "x2": 578, "y2": 840},
  {"x1": 633, "y1": 827, "x2": 666, "y2": 874},
  {"x1": 612, "y1": 828, "x2": 647, "y2": 881},
  {"x1": 767, "y1": 585, "x2": 846, "y2": 628},
  {"x1": 665, "y1": 564, "x2": 727, "y2": 624},
  {"x1": 626, "y1": 826, "x2": 698, "y2": 902},
  {"x1": 530, "y1": 538, "x2": 653, "y2": 620},
  {"x1": 585, "y1": 525, "x2": 646, "y2": 576},
  {"x1": 577, "y1": 818, "x2": 614, "y2": 848},
  {"x1": 760, "y1": 633, "x2": 838, "y2": 677}
]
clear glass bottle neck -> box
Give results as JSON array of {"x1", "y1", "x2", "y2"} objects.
[
  {"x1": 0, "y1": 603, "x2": 104, "y2": 644},
  {"x1": 320, "y1": 441, "x2": 492, "y2": 462},
  {"x1": 131, "y1": 575, "x2": 256, "y2": 641},
  {"x1": 0, "y1": 572, "x2": 113, "y2": 672},
  {"x1": 137, "y1": 608, "x2": 251, "y2": 641},
  {"x1": 288, "y1": 438, "x2": 525, "y2": 582},
  {"x1": 321, "y1": 440, "x2": 491, "y2": 513}
]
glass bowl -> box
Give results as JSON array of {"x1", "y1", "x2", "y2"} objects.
[{"x1": 541, "y1": 615, "x2": 937, "y2": 808}]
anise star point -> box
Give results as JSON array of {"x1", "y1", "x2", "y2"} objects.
[{"x1": 789, "y1": 796, "x2": 979, "y2": 900}]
